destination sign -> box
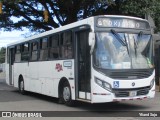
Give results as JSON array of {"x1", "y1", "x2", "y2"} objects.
[{"x1": 97, "y1": 17, "x2": 150, "y2": 29}]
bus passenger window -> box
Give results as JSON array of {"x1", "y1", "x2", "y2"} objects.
[
  {"x1": 60, "y1": 31, "x2": 73, "y2": 59},
  {"x1": 39, "y1": 38, "x2": 48, "y2": 61},
  {"x1": 31, "y1": 42, "x2": 38, "y2": 61},
  {"x1": 49, "y1": 34, "x2": 59, "y2": 59},
  {"x1": 15, "y1": 45, "x2": 21, "y2": 62},
  {"x1": 21, "y1": 43, "x2": 29, "y2": 61}
]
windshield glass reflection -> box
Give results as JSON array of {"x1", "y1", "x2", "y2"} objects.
[{"x1": 94, "y1": 32, "x2": 153, "y2": 69}]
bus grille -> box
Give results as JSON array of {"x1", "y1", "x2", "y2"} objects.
[
  {"x1": 137, "y1": 89, "x2": 149, "y2": 96},
  {"x1": 112, "y1": 86, "x2": 150, "y2": 97},
  {"x1": 108, "y1": 69, "x2": 153, "y2": 80}
]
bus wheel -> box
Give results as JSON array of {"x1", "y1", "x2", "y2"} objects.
[
  {"x1": 19, "y1": 78, "x2": 25, "y2": 95},
  {"x1": 62, "y1": 81, "x2": 74, "y2": 106}
]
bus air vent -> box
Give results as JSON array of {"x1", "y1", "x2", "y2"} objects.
[{"x1": 108, "y1": 69, "x2": 153, "y2": 80}]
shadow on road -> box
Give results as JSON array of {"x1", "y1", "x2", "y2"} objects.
[{"x1": 12, "y1": 89, "x2": 150, "y2": 112}]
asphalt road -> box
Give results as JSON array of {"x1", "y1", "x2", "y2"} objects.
[{"x1": 0, "y1": 76, "x2": 160, "y2": 120}]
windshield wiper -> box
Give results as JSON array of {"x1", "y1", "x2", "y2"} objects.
[
  {"x1": 137, "y1": 31, "x2": 143, "y2": 45},
  {"x1": 111, "y1": 29, "x2": 129, "y2": 55},
  {"x1": 132, "y1": 31, "x2": 143, "y2": 57},
  {"x1": 133, "y1": 36, "x2": 138, "y2": 57},
  {"x1": 124, "y1": 34, "x2": 130, "y2": 55},
  {"x1": 111, "y1": 29, "x2": 126, "y2": 46}
]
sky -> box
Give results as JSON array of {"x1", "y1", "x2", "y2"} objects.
[
  {"x1": 0, "y1": 30, "x2": 27, "y2": 48},
  {"x1": 0, "y1": 16, "x2": 30, "y2": 48}
]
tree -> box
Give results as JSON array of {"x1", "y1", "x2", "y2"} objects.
[
  {"x1": 120, "y1": 0, "x2": 160, "y2": 32},
  {"x1": 0, "y1": 47, "x2": 6, "y2": 63},
  {"x1": 0, "y1": 0, "x2": 160, "y2": 33},
  {"x1": 0, "y1": 0, "x2": 115, "y2": 32}
]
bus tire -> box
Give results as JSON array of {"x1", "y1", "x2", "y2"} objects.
[
  {"x1": 62, "y1": 81, "x2": 74, "y2": 106},
  {"x1": 19, "y1": 77, "x2": 26, "y2": 95}
]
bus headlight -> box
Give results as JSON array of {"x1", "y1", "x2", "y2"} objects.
[
  {"x1": 95, "y1": 78, "x2": 112, "y2": 92},
  {"x1": 150, "y1": 77, "x2": 155, "y2": 89}
]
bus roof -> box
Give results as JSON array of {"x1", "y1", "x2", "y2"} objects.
[{"x1": 6, "y1": 15, "x2": 148, "y2": 47}]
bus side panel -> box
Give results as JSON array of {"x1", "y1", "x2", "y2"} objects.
[
  {"x1": 38, "y1": 60, "x2": 75, "y2": 99},
  {"x1": 28, "y1": 62, "x2": 41, "y2": 93},
  {"x1": 38, "y1": 61, "x2": 55, "y2": 96},
  {"x1": 22, "y1": 62, "x2": 30, "y2": 91},
  {"x1": 13, "y1": 63, "x2": 27, "y2": 88},
  {"x1": 51, "y1": 60, "x2": 75, "y2": 99}
]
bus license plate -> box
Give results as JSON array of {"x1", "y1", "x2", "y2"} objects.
[{"x1": 129, "y1": 91, "x2": 137, "y2": 97}]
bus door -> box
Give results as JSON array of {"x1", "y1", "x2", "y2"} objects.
[
  {"x1": 75, "y1": 30, "x2": 91, "y2": 100},
  {"x1": 9, "y1": 48, "x2": 15, "y2": 85}
]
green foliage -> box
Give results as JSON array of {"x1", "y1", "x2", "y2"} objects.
[
  {"x1": 0, "y1": 0, "x2": 160, "y2": 32},
  {"x1": 120, "y1": 0, "x2": 160, "y2": 32},
  {"x1": 0, "y1": 47, "x2": 6, "y2": 63}
]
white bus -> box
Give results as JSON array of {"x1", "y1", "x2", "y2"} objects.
[{"x1": 6, "y1": 15, "x2": 155, "y2": 105}]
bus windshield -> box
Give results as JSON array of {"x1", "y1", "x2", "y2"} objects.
[{"x1": 94, "y1": 32, "x2": 153, "y2": 69}]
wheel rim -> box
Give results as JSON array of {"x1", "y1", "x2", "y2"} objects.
[
  {"x1": 63, "y1": 86, "x2": 70, "y2": 101},
  {"x1": 20, "y1": 81, "x2": 24, "y2": 91}
]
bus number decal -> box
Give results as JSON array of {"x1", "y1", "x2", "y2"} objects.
[
  {"x1": 113, "y1": 81, "x2": 119, "y2": 88},
  {"x1": 63, "y1": 61, "x2": 72, "y2": 68},
  {"x1": 55, "y1": 63, "x2": 63, "y2": 72}
]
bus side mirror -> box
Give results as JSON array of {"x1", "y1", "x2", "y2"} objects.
[{"x1": 89, "y1": 32, "x2": 95, "y2": 54}]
